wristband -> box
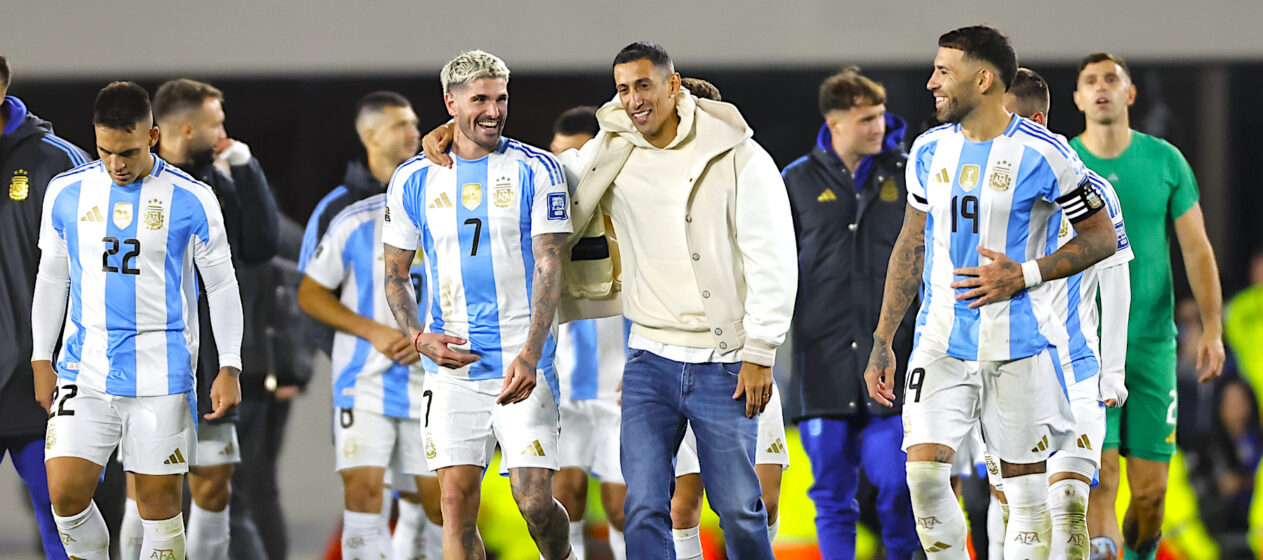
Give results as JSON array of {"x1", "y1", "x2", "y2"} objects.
[
  {"x1": 413, "y1": 330, "x2": 424, "y2": 353},
  {"x1": 1021, "y1": 260, "x2": 1043, "y2": 289}
]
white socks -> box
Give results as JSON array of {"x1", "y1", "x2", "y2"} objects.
[
  {"x1": 343, "y1": 510, "x2": 388, "y2": 560},
  {"x1": 569, "y1": 521, "x2": 586, "y2": 560},
  {"x1": 393, "y1": 500, "x2": 425, "y2": 560},
  {"x1": 1049, "y1": 478, "x2": 1091, "y2": 560},
  {"x1": 140, "y1": 513, "x2": 186, "y2": 560},
  {"x1": 905, "y1": 461, "x2": 968, "y2": 559},
  {"x1": 987, "y1": 493, "x2": 1007, "y2": 560},
  {"x1": 608, "y1": 526, "x2": 626, "y2": 560},
  {"x1": 188, "y1": 503, "x2": 230, "y2": 560},
  {"x1": 1003, "y1": 472, "x2": 1052, "y2": 560},
  {"x1": 52, "y1": 501, "x2": 111, "y2": 560},
  {"x1": 121, "y1": 498, "x2": 144, "y2": 560},
  {"x1": 672, "y1": 525, "x2": 703, "y2": 560}
]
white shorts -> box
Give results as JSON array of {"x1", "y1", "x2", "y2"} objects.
[
  {"x1": 953, "y1": 423, "x2": 986, "y2": 478},
  {"x1": 675, "y1": 383, "x2": 789, "y2": 477},
  {"x1": 558, "y1": 397, "x2": 623, "y2": 484},
  {"x1": 1048, "y1": 363, "x2": 1106, "y2": 474},
  {"x1": 192, "y1": 422, "x2": 241, "y2": 467},
  {"x1": 45, "y1": 379, "x2": 196, "y2": 476},
  {"x1": 423, "y1": 374, "x2": 560, "y2": 471},
  {"x1": 900, "y1": 348, "x2": 1075, "y2": 464},
  {"x1": 335, "y1": 407, "x2": 431, "y2": 476}
]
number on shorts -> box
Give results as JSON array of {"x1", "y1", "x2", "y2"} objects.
[
  {"x1": 423, "y1": 389, "x2": 433, "y2": 427},
  {"x1": 49, "y1": 383, "x2": 78, "y2": 418},
  {"x1": 907, "y1": 367, "x2": 926, "y2": 403},
  {"x1": 339, "y1": 408, "x2": 354, "y2": 428},
  {"x1": 1167, "y1": 389, "x2": 1177, "y2": 425}
]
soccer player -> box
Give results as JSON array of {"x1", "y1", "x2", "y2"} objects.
[
  {"x1": 667, "y1": 75, "x2": 791, "y2": 560},
  {"x1": 382, "y1": 50, "x2": 572, "y2": 560},
  {"x1": 1071, "y1": 52, "x2": 1225, "y2": 560},
  {"x1": 983, "y1": 67, "x2": 1135, "y2": 560},
  {"x1": 864, "y1": 26, "x2": 1117, "y2": 559},
  {"x1": 299, "y1": 192, "x2": 441, "y2": 560},
  {"x1": 548, "y1": 105, "x2": 630, "y2": 560},
  {"x1": 31, "y1": 81, "x2": 243, "y2": 560},
  {"x1": 0, "y1": 54, "x2": 89, "y2": 560}
]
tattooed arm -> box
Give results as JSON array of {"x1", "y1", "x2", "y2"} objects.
[
  {"x1": 952, "y1": 210, "x2": 1115, "y2": 308},
  {"x1": 498, "y1": 232, "x2": 566, "y2": 405},
  {"x1": 865, "y1": 205, "x2": 926, "y2": 406},
  {"x1": 383, "y1": 243, "x2": 479, "y2": 369}
]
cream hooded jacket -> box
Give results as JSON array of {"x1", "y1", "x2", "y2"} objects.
[{"x1": 556, "y1": 90, "x2": 796, "y2": 367}]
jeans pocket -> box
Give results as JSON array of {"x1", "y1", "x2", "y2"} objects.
[{"x1": 720, "y1": 361, "x2": 743, "y2": 375}]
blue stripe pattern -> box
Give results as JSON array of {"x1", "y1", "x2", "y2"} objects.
[
  {"x1": 104, "y1": 183, "x2": 142, "y2": 395},
  {"x1": 42, "y1": 136, "x2": 88, "y2": 166},
  {"x1": 56, "y1": 182, "x2": 85, "y2": 381},
  {"x1": 334, "y1": 220, "x2": 377, "y2": 410},
  {"x1": 568, "y1": 321, "x2": 599, "y2": 400},
  {"x1": 164, "y1": 187, "x2": 203, "y2": 391},
  {"x1": 455, "y1": 155, "x2": 504, "y2": 380},
  {"x1": 504, "y1": 139, "x2": 563, "y2": 185},
  {"x1": 912, "y1": 140, "x2": 939, "y2": 349},
  {"x1": 299, "y1": 185, "x2": 349, "y2": 271},
  {"x1": 945, "y1": 141, "x2": 989, "y2": 360},
  {"x1": 1017, "y1": 121, "x2": 1075, "y2": 162}
]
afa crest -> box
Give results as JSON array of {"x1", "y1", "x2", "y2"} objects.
[
  {"x1": 9, "y1": 169, "x2": 29, "y2": 201},
  {"x1": 112, "y1": 202, "x2": 134, "y2": 229},
  {"x1": 143, "y1": 198, "x2": 165, "y2": 231},
  {"x1": 494, "y1": 175, "x2": 513, "y2": 209},
  {"x1": 461, "y1": 183, "x2": 483, "y2": 210},
  {"x1": 988, "y1": 160, "x2": 1013, "y2": 192},
  {"x1": 879, "y1": 178, "x2": 899, "y2": 202},
  {"x1": 958, "y1": 165, "x2": 980, "y2": 192}
]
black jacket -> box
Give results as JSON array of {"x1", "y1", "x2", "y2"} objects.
[
  {"x1": 0, "y1": 97, "x2": 90, "y2": 437},
  {"x1": 175, "y1": 156, "x2": 280, "y2": 423},
  {"x1": 782, "y1": 114, "x2": 918, "y2": 422}
]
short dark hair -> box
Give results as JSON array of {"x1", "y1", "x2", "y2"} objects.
[
  {"x1": 818, "y1": 67, "x2": 886, "y2": 116},
  {"x1": 356, "y1": 91, "x2": 411, "y2": 120},
  {"x1": 93, "y1": 81, "x2": 152, "y2": 132},
  {"x1": 938, "y1": 25, "x2": 1018, "y2": 92},
  {"x1": 1008, "y1": 67, "x2": 1050, "y2": 118},
  {"x1": 1078, "y1": 52, "x2": 1132, "y2": 81},
  {"x1": 0, "y1": 56, "x2": 11, "y2": 90},
  {"x1": 612, "y1": 42, "x2": 674, "y2": 74},
  {"x1": 153, "y1": 78, "x2": 223, "y2": 123},
  {"x1": 681, "y1": 77, "x2": 721, "y2": 101},
  {"x1": 552, "y1": 106, "x2": 598, "y2": 137}
]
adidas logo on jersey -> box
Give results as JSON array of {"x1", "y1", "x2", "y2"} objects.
[
  {"x1": 429, "y1": 193, "x2": 454, "y2": 209},
  {"x1": 816, "y1": 188, "x2": 837, "y2": 202},
  {"x1": 162, "y1": 448, "x2": 187, "y2": 465},
  {"x1": 932, "y1": 168, "x2": 950, "y2": 183},
  {"x1": 1030, "y1": 435, "x2": 1049, "y2": 453},
  {"x1": 1076, "y1": 434, "x2": 1092, "y2": 450},
  {"x1": 765, "y1": 438, "x2": 787, "y2": 455},
  {"x1": 80, "y1": 206, "x2": 104, "y2": 222},
  {"x1": 521, "y1": 440, "x2": 545, "y2": 457},
  {"x1": 925, "y1": 542, "x2": 952, "y2": 552}
]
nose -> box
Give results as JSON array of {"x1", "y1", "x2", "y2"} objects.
[
  {"x1": 926, "y1": 75, "x2": 937, "y2": 92},
  {"x1": 107, "y1": 155, "x2": 125, "y2": 171},
  {"x1": 484, "y1": 104, "x2": 501, "y2": 119}
]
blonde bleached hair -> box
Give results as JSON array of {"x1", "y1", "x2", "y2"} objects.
[{"x1": 440, "y1": 50, "x2": 510, "y2": 94}]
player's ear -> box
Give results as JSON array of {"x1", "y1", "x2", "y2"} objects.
[
  {"x1": 149, "y1": 125, "x2": 160, "y2": 148},
  {"x1": 444, "y1": 92, "x2": 458, "y2": 118},
  {"x1": 1126, "y1": 83, "x2": 1137, "y2": 107},
  {"x1": 1031, "y1": 112, "x2": 1047, "y2": 126}
]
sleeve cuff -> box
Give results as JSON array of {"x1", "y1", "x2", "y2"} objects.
[
  {"x1": 741, "y1": 338, "x2": 778, "y2": 368},
  {"x1": 218, "y1": 353, "x2": 243, "y2": 371}
]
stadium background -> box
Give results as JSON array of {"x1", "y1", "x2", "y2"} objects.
[{"x1": 2, "y1": 1, "x2": 1262, "y2": 558}]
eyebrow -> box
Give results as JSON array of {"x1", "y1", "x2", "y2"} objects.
[{"x1": 98, "y1": 147, "x2": 141, "y2": 156}]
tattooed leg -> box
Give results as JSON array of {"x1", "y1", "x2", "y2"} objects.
[
  {"x1": 510, "y1": 467, "x2": 571, "y2": 560},
  {"x1": 436, "y1": 465, "x2": 486, "y2": 560}
]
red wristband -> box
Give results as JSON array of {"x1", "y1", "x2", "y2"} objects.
[{"x1": 414, "y1": 330, "x2": 424, "y2": 353}]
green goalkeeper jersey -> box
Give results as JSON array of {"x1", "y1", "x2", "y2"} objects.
[{"x1": 1071, "y1": 131, "x2": 1200, "y2": 343}]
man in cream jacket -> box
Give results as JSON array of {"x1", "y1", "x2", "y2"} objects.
[{"x1": 424, "y1": 42, "x2": 795, "y2": 559}]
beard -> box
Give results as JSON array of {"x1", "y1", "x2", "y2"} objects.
[
  {"x1": 188, "y1": 144, "x2": 216, "y2": 167},
  {"x1": 936, "y1": 95, "x2": 974, "y2": 124}
]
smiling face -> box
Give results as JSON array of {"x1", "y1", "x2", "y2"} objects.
[
  {"x1": 926, "y1": 47, "x2": 983, "y2": 124},
  {"x1": 613, "y1": 59, "x2": 681, "y2": 146},
  {"x1": 1074, "y1": 59, "x2": 1136, "y2": 126},
  {"x1": 96, "y1": 122, "x2": 158, "y2": 185},
  {"x1": 445, "y1": 77, "x2": 508, "y2": 156}
]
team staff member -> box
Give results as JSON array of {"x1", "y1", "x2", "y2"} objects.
[
  {"x1": 1071, "y1": 52, "x2": 1226, "y2": 560},
  {"x1": 0, "y1": 54, "x2": 87, "y2": 560},
  {"x1": 780, "y1": 68, "x2": 919, "y2": 560}
]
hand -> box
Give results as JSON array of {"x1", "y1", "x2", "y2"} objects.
[
  {"x1": 214, "y1": 138, "x2": 251, "y2": 166},
  {"x1": 1196, "y1": 329, "x2": 1226, "y2": 383},
  {"x1": 1099, "y1": 372, "x2": 1128, "y2": 408},
  {"x1": 205, "y1": 367, "x2": 242, "y2": 420},
  {"x1": 421, "y1": 122, "x2": 456, "y2": 168},
  {"x1": 952, "y1": 247, "x2": 1025, "y2": 308},
  {"x1": 274, "y1": 385, "x2": 302, "y2": 402},
  {"x1": 864, "y1": 338, "x2": 897, "y2": 407},
  {"x1": 368, "y1": 323, "x2": 420, "y2": 365},
  {"x1": 414, "y1": 332, "x2": 481, "y2": 369},
  {"x1": 33, "y1": 361, "x2": 57, "y2": 413},
  {"x1": 499, "y1": 354, "x2": 538, "y2": 405},
  {"x1": 733, "y1": 363, "x2": 773, "y2": 418}
]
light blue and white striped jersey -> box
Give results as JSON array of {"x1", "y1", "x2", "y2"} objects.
[
  {"x1": 555, "y1": 316, "x2": 630, "y2": 402},
  {"x1": 1041, "y1": 171, "x2": 1134, "y2": 382},
  {"x1": 907, "y1": 116, "x2": 1107, "y2": 362},
  {"x1": 382, "y1": 138, "x2": 572, "y2": 399},
  {"x1": 38, "y1": 156, "x2": 235, "y2": 397},
  {"x1": 305, "y1": 194, "x2": 425, "y2": 418}
]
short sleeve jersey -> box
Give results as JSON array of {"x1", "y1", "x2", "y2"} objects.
[
  {"x1": 305, "y1": 194, "x2": 425, "y2": 418},
  {"x1": 382, "y1": 138, "x2": 572, "y2": 395},
  {"x1": 39, "y1": 157, "x2": 235, "y2": 396},
  {"x1": 1071, "y1": 131, "x2": 1199, "y2": 342},
  {"x1": 906, "y1": 116, "x2": 1105, "y2": 362}
]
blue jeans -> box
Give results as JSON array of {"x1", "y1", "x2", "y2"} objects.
[
  {"x1": 800, "y1": 415, "x2": 919, "y2": 560},
  {"x1": 1, "y1": 436, "x2": 69, "y2": 560},
  {"x1": 620, "y1": 349, "x2": 772, "y2": 559}
]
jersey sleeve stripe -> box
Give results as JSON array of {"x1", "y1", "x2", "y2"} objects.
[
  {"x1": 41, "y1": 136, "x2": 87, "y2": 166},
  {"x1": 1016, "y1": 121, "x2": 1074, "y2": 161}
]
